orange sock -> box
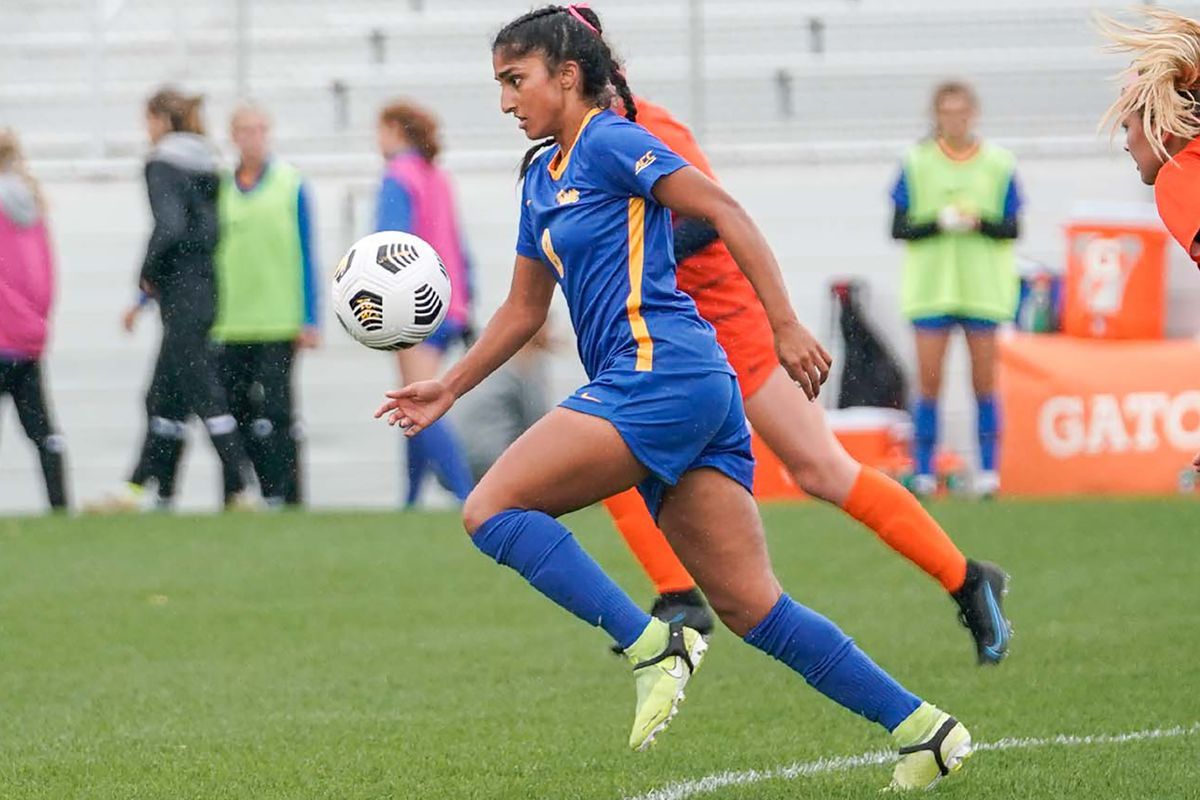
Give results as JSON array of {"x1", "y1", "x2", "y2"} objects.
[
  {"x1": 602, "y1": 488, "x2": 697, "y2": 595},
  {"x1": 842, "y1": 467, "x2": 968, "y2": 593}
]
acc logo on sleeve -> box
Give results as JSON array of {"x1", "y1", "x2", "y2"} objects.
[{"x1": 634, "y1": 150, "x2": 656, "y2": 175}]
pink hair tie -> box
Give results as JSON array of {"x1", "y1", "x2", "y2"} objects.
[{"x1": 566, "y1": 3, "x2": 599, "y2": 35}]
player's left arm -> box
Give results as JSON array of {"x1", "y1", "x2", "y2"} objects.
[
  {"x1": 296, "y1": 182, "x2": 320, "y2": 348},
  {"x1": 651, "y1": 166, "x2": 831, "y2": 398},
  {"x1": 977, "y1": 173, "x2": 1022, "y2": 240}
]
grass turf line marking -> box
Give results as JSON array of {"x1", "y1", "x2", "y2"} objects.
[{"x1": 625, "y1": 722, "x2": 1200, "y2": 800}]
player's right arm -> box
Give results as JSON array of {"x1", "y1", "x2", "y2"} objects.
[{"x1": 376, "y1": 255, "x2": 554, "y2": 435}]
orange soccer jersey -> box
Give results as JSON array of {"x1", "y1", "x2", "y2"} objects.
[
  {"x1": 634, "y1": 97, "x2": 779, "y2": 399},
  {"x1": 1154, "y1": 137, "x2": 1200, "y2": 264}
]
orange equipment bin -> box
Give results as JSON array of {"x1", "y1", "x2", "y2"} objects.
[{"x1": 1062, "y1": 220, "x2": 1167, "y2": 340}]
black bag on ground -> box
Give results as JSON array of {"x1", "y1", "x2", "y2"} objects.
[{"x1": 831, "y1": 281, "x2": 907, "y2": 410}]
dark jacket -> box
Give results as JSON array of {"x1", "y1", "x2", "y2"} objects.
[{"x1": 139, "y1": 132, "x2": 221, "y2": 292}]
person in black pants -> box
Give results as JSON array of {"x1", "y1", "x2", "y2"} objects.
[
  {"x1": 211, "y1": 104, "x2": 319, "y2": 507},
  {"x1": 0, "y1": 128, "x2": 68, "y2": 512},
  {"x1": 88, "y1": 88, "x2": 252, "y2": 512}
]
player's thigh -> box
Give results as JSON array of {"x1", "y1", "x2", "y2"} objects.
[
  {"x1": 914, "y1": 328, "x2": 952, "y2": 397},
  {"x1": 463, "y1": 406, "x2": 648, "y2": 533},
  {"x1": 396, "y1": 344, "x2": 443, "y2": 384},
  {"x1": 657, "y1": 468, "x2": 782, "y2": 636},
  {"x1": 744, "y1": 366, "x2": 859, "y2": 504},
  {"x1": 964, "y1": 328, "x2": 998, "y2": 396}
]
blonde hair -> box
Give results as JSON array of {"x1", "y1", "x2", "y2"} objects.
[
  {"x1": 146, "y1": 86, "x2": 206, "y2": 135},
  {"x1": 230, "y1": 100, "x2": 272, "y2": 130},
  {"x1": 1099, "y1": 8, "x2": 1200, "y2": 161},
  {"x1": 0, "y1": 128, "x2": 45, "y2": 214}
]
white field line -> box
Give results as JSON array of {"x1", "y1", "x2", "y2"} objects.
[{"x1": 625, "y1": 722, "x2": 1200, "y2": 800}]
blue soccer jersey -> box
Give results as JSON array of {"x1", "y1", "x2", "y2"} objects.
[{"x1": 517, "y1": 109, "x2": 732, "y2": 381}]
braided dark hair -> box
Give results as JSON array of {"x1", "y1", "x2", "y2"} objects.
[{"x1": 492, "y1": 4, "x2": 637, "y2": 178}]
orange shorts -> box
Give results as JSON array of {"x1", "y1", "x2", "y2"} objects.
[
  {"x1": 685, "y1": 273, "x2": 779, "y2": 400},
  {"x1": 714, "y1": 309, "x2": 778, "y2": 400}
]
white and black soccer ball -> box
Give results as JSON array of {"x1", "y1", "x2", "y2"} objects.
[{"x1": 331, "y1": 231, "x2": 452, "y2": 350}]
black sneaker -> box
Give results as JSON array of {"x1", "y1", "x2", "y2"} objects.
[
  {"x1": 952, "y1": 560, "x2": 1012, "y2": 665},
  {"x1": 612, "y1": 588, "x2": 714, "y2": 655},
  {"x1": 650, "y1": 589, "x2": 715, "y2": 636}
]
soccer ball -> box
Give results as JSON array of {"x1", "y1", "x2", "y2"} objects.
[{"x1": 331, "y1": 230, "x2": 452, "y2": 350}]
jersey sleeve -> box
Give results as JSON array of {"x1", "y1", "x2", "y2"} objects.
[
  {"x1": 589, "y1": 119, "x2": 690, "y2": 199},
  {"x1": 1002, "y1": 172, "x2": 1024, "y2": 218},
  {"x1": 515, "y1": 188, "x2": 540, "y2": 260},
  {"x1": 1155, "y1": 154, "x2": 1200, "y2": 260},
  {"x1": 890, "y1": 168, "x2": 910, "y2": 211},
  {"x1": 376, "y1": 175, "x2": 413, "y2": 232},
  {"x1": 297, "y1": 182, "x2": 318, "y2": 328}
]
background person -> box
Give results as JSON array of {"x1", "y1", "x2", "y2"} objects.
[
  {"x1": 212, "y1": 103, "x2": 318, "y2": 508},
  {"x1": 375, "y1": 100, "x2": 475, "y2": 508},
  {"x1": 89, "y1": 88, "x2": 252, "y2": 512},
  {"x1": 890, "y1": 80, "x2": 1022, "y2": 498},
  {"x1": 0, "y1": 128, "x2": 68, "y2": 512}
]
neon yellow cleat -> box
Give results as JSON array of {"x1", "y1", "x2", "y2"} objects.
[
  {"x1": 888, "y1": 703, "x2": 973, "y2": 790},
  {"x1": 625, "y1": 618, "x2": 708, "y2": 752}
]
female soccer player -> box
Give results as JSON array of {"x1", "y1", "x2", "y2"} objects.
[
  {"x1": 89, "y1": 88, "x2": 252, "y2": 512},
  {"x1": 1102, "y1": 7, "x2": 1200, "y2": 474},
  {"x1": 377, "y1": 6, "x2": 971, "y2": 789},
  {"x1": 0, "y1": 128, "x2": 68, "y2": 512},
  {"x1": 891, "y1": 81, "x2": 1022, "y2": 499},
  {"x1": 375, "y1": 100, "x2": 475, "y2": 507},
  {"x1": 568, "y1": 5, "x2": 1010, "y2": 667}
]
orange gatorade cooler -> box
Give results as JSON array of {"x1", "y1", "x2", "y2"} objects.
[{"x1": 1062, "y1": 208, "x2": 1167, "y2": 340}]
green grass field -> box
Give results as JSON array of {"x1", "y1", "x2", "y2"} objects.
[{"x1": 1, "y1": 500, "x2": 1197, "y2": 799}]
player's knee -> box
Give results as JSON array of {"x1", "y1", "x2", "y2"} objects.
[
  {"x1": 709, "y1": 592, "x2": 777, "y2": 639},
  {"x1": 790, "y1": 452, "x2": 856, "y2": 503},
  {"x1": 462, "y1": 490, "x2": 497, "y2": 536},
  {"x1": 36, "y1": 433, "x2": 66, "y2": 454}
]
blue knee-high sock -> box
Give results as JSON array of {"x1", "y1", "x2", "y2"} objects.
[
  {"x1": 421, "y1": 418, "x2": 475, "y2": 502},
  {"x1": 405, "y1": 434, "x2": 429, "y2": 507},
  {"x1": 473, "y1": 509, "x2": 652, "y2": 649},
  {"x1": 744, "y1": 594, "x2": 921, "y2": 732},
  {"x1": 913, "y1": 397, "x2": 938, "y2": 477},
  {"x1": 976, "y1": 394, "x2": 999, "y2": 472}
]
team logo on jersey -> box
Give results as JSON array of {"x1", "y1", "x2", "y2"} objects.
[
  {"x1": 556, "y1": 187, "x2": 580, "y2": 206},
  {"x1": 376, "y1": 242, "x2": 420, "y2": 275},
  {"x1": 634, "y1": 150, "x2": 656, "y2": 175},
  {"x1": 333, "y1": 248, "x2": 355, "y2": 283},
  {"x1": 348, "y1": 290, "x2": 385, "y2": 331}
]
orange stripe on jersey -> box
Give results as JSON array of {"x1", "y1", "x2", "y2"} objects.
[
  {"x1": 548, "y1": 108, "x2": 601, "y2": 181},
  {"x1": 540, "y1": 227, "x2": 565, "y2": 277},
  {"x1": 626, "y1": 197, "x2": 654, "y2": 371}
]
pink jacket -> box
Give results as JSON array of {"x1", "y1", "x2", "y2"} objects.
[
  {"x1": 0, "y1": 173, "x2": 55, "y2": 360},
  {"x1": 385, "y1": 153, "x2": 471, "y2": 326}
]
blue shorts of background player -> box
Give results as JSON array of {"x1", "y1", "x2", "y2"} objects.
[
  {"x1": 910, "y1": 314, "x2": 999, "y2": 332},
  {"x1": 422, "y1": 319, "x2": 468, "y2": 352},
  {"x1": 560, "y1": 370, "x2": 754, "y2": 519}
]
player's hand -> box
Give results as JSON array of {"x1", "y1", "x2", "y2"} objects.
[
  {"x1": 121, "y1": 306, "x2": 140, "y2": 334},
  {"x1": 375, "y1": 380, "x2": 455, "y2": 437},
  {"x1": 774, "y1": 318, "x2": 832, "y2": 401},
  {"x1": 295, "y1": 327, "x2": 321, "y2": 350}
]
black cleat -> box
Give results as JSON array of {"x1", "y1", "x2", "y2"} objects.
[
  {"x1": 650, "y1": 589, "x2": 715, "y2": 636},
  {"x1": 612, "y1": 588, "x2": 714, "y2": 655},
  {"x1": 952, "y1": 560, "x2": 1012, "y2": 665}
]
